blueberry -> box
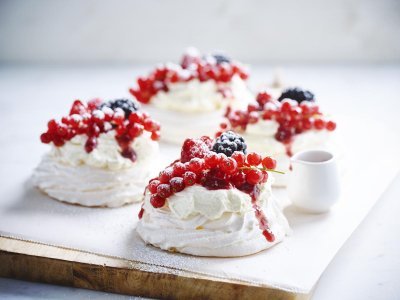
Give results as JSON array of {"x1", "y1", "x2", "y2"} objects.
[
  {"x1": 213, "y1": 54, "x2": 231, "y2": 64},
  {"x1": 212, "y1": 131, "x2": 247, "y2": 157},
  {"x1": 100, "y1": 99, "x2": 140, "y2": 118}
]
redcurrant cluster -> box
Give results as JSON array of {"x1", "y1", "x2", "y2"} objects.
[
  {"x1": 40, "y1": 99, "x2": 161, "y2": 162},
  {"x1": 221, "y1": 91, "x2": 337, "y2": 145},
  {"x1": 142, "y1": 136, "x2": 279, "y2": 210},
  {"x1": 129, "y1": 50, "x2": 248, "y2": 104}
]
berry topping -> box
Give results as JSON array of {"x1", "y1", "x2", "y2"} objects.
[
  {"x1": 278, "y1": 87, "x2": 315, "y2": 103},
  {"x1": 143, "y1": 133, "x2": 284, "y2": 243},
  {"x1": 40, "y1": 99, "x2": 160, "y2": 162},
  {"x1": 129, "y1": 48, "x2": 248, "y2": 104},
  {"x1": 100, "y1": 99, "x2": 140, "y2": 118},
  {"x1": 211, "y1": 131, "x2": 247, "y2": 157},
  {"x1": 221, "y1": 90, "x2": 336, "y2": 156}
]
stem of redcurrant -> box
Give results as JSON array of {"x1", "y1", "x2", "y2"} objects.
[{"x1": 239, "y1": 166, "x2": 285, "y2": 175}]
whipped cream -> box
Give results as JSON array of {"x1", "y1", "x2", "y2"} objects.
[
  {"x1": 137, "y1": 181, "x2": 290, "y2": 257},
  {"x1": 242, "y1": 119, "x2": 333, "y2": 186},
  {"x1": 150, "y1": 75, "x2": 253, "y2": 113},
  {"x1": 143, "y1": 75, "x2": 252, "y2": 144},
  {"x1": 34, "y1": 131, "x2": 159, "y2": 207}
]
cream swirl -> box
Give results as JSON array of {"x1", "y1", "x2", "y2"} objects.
[
  {"x1": 150, "y1": 75, "x2": 253, "y2": 113},
  {"x1": 137, "y1": 181, "x2": 290, "y2": 257}
]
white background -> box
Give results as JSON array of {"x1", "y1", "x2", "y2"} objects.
[{"x1": 0, "y1": 0, "x2": 399, "y2": 64}]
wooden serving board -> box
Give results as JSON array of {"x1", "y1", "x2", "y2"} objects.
[{"x1": 0, "y1": 236, "x2": 310, "y2": 299}]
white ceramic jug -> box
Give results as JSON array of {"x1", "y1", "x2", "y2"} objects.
[{"x1": 288, "y1": 150, "x2": 340, "y2": 213}]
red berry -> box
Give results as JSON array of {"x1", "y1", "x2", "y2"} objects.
[
  {"x1": 129, "y1": 123, "x2": 144, "y2": 138},
  {"x1": 148, "y1": 179, "x2": 160, "y2": 194},
  {"x1": 157, "y1": 184, "x2": 172, "y2": 198},
  {"x1": 170, "y1": 177, "x2": 185, "y2": 193},
  {"x1": 231, "y1": 151, "x2": 245, "y2": 167},
  {"x1": 248, "y1": 111, "x2": 259, "y2": 124},
  {"x1": 188, "y1": 158, "x2": 205, "y2": 173},
  {"x1": 87, "y1": 98, "x2": 102, "y2": 111},
  {"x1": 129, "y1": 112, "x2": 143, "y2": 123},
  {"x1": 314, "y1": 119, "x2": 325, "y2": 130},
  {"x1": 47, "y1": 119, "x2": 58, "y2": 133},
  {"x1": 56, "y1": 125, "x2": 68, "y2": 137},
  {"x1": 150, "y1": 194, "x2": 166, "y2": 208},
  {"x1": 40, "y1": 133, "x2": 52, "y2": 144},
  {"x1": 220, "y1": 157, "x2": 238, "y2": 174},
  {"x1": 247, "y1": 152, "x2": 262, "y2": 166},
  {"x1": 246, "y1": 169, "x2": 263, "y2": 185},
  {"x1": 69, "y1": 100, "x2": 86, "y2": 115},
  {"x1": 144, "y1": 119, "x2": 160, "y2": 131},
  {"x1": 159, "y1": 167, "x2": 173, "y2": 183},
  {"x1": 173, "y1": 162, "x2": 187, "y2": 176},
  {"x1": 231, "y1": 172, "x2": 246, "y2": 187},
  {"x1": 262, "y1": 157, "x2": 277, "y2": 169},
  {"x1": 281, "y1": 101, "x2": 292, "y2": 113},
  {"x1": 204, "y1": 152, "x2": 220, "y2": 168},
  {"x1": 183, "y1": 171, "x2": 197, "y2": 186},
  {"x1": 256, "y1": 92, "x2": 272, "y2": 106},
  {"x1": 150, "y1": 131, "x2": 160, "y2": 141},
  {"x1": 326, "y1": 121, "x2": 336, "y2": 131},
  {"x1": 247, "y1": 104, "x2": 258, "y2": 112}
]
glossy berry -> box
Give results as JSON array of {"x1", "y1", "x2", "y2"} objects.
[
  {"x1": 148, "y1": 179, "x2": 160, "y2": 194},
  {"x1": 212, "y1": 131, "x2": 247, "y2": 157},
  {"x1": 231, "y1": 172, "x2": 246, "y2": 187},
  {"x1": 326, "y1": 120, "x2": 336, "y2": 131},
  {"x1": 204, "y1": 152, "x2": 221, "y2": 168},
  {"x1": 262, "y1": 157, "x2": 277, "y2": 170},
  {"x1": 188, "y1": 158, "x2": 205, "y2": 173},
  {"x1": 173, "y1": 162, "x2": 187, "y2": 176},
  {"x1": 183, "y1": 171, "x2": 197, "y2": 186},
  {"x1": 170, "y1": 177, "x2": 185, "y2": 193},
  {"x1": 246, "y1": 152, "x2": 262, "y2": 166},
  {"x1": 278, "y1": 87, "x2": 315, "y2": 103},
  {"x1": 314, "y1": 119, "x2": 325, "y2": 130},
  {"x1": 256, "y1": 91, "x2": 272, "y2": 106},
  {"x1": 157, "y1": 184, "x2": 172, "y2": 198},
  {"x1": 231, "y1": 151, "x2": 245, "y2": 167},
  {"x1": 150, "y1": 194, "x2": 166, "y2": 208},
  {"x1": 159, "y1": 167, "x2": 173, "y2": 183},
  {"x1": 246, "y1": 169, "x2": 263, "y2": 185},
  {"x1": 220, "y1": 157, "x2": 238, "y2": 174}
]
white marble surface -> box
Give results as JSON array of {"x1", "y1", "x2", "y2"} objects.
[
  {"x1": 0, "y1": 0, "x2": 399, "y2": 64},
  {"x1": 0, "y1": 65, "x2": 399, "y2": 299}
]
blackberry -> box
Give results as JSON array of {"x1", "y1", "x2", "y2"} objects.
[
  {"x1": 213, "y1": 54, "x2": 231, "y2": 64},
  {"x1": 100, "y1": 99, "x2": 140, "y2": 118},
  {"x1": 212, "y1": 131, "x2": 247, "y2": 157},
  {"x1": 278, "y1": 87, "x2": 315, "y2": 103}
]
